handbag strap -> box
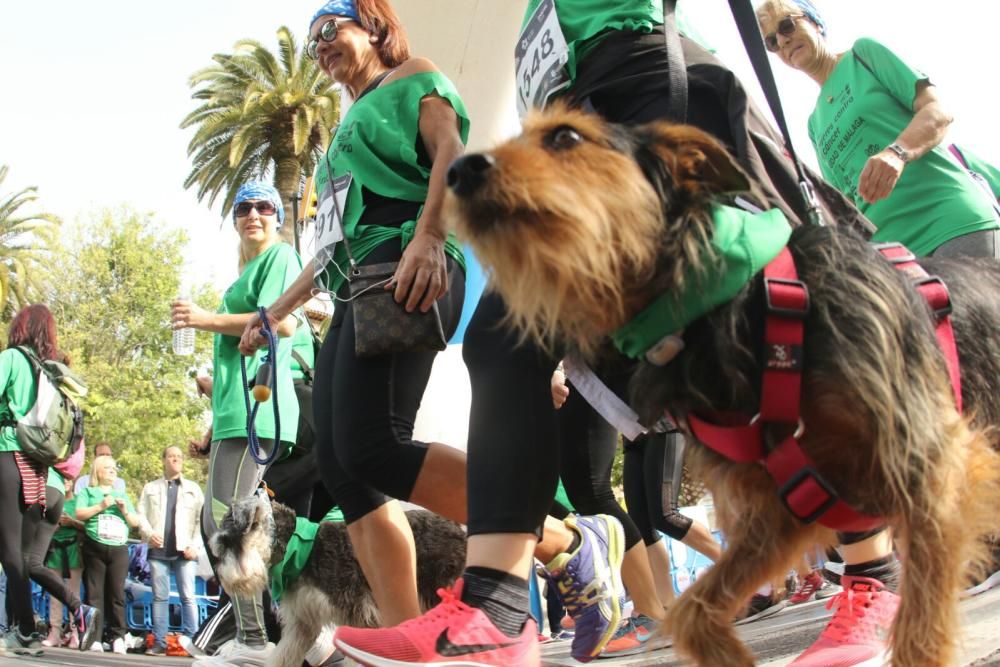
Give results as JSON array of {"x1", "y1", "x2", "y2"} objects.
[
  {"x1": 662, "y1": 0, "x2": 687, "y2": 123},
  {"x1": 728, "y1": 0, "x2": 824, "y2": 226}
]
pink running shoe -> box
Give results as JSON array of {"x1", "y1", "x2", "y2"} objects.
[
  {"x1": 334, "y1": 579, "x2": 540, "y2": 666},
  {"x1": 789, "y1": 576, "x2": 900, "y2": 667},
  {"x1": 789, "y1": 570, "x2": 825, "y2": 605}
]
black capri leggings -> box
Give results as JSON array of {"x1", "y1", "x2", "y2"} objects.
[
  {"x1": 623, "y1": 432, "x2": 693, "y2": 545},
  {"x1": 313, "y1": 240, "x2": 465, "y2": 523},
  {"x1": 24, "y1": 487, "x2": 83, "y2": 613}
]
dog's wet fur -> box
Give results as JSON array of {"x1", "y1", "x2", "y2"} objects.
[
  {"x1": 446, "y1": 104, "x2": 1000, "y2": 666},
  {"x1": 211, "y1": 496, "x2": 466, "y2": 667}
]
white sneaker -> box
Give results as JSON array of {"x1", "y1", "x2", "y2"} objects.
[
  {"x1": 305, "y1": 626, "x2": 336, "y2": 666},
  {"x1": 89, "y1": 640, "x2": 105, "y2": 652},
  {"x1": 112, "y1": 637, "x2": 126, "y2": 654},
  {"x1": 964, "y1": 569, "x2": 1000, "y2": 597},
  {"x1": 193, "y1": 641, "x2": 275, "y2": 667}
]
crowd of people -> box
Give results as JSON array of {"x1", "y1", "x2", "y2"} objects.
[{"x1": 1, "y1": 0, "x2": 999, "y2": 666}]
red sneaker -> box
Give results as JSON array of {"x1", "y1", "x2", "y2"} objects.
[
  {"x1": 334, "y1": 579, "x2": 540, "y2": 666},
  {"x1": 789, "y1": 576, "x2": 899, "y2": 666},
  {"x1": 789, "y1": 570, "x2": 824, "y2": 605}
]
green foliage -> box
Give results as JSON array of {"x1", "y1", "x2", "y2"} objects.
[
  {"x1": 0, "y1": 165, "x2": 60, "y2": 319},
  {"x1": 46, "y1": 207, "x2": 219, "y2": 498},
  {"x1": 181, "y1": 26, "x2": 340, "y2": 237}
]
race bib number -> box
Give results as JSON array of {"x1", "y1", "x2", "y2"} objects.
[
  {"x1": 515, "y1": 0, "x2": 570, "y2": 117},
  {"x1": 312, "y1": 172, "x2": 353, "y2": 277},
  {"x1": 97, "y1": 513, "x2": 128, "y2": 543}
]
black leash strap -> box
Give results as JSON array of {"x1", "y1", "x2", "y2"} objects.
[
  {"x1": 728, "y1": 0, "x2": 824, "y2": 225},
  {"x1": 663, "y1": 0, "x2": 687, "y2": 122}
]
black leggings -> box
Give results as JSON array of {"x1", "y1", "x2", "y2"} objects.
[
  {"x1": 82, "y1": 539, "x2": 130, "y2": 640},
  {"x1": 557, "y1": 361, "x2": 643, "y2": 550},
  {"x1": 623, "y1": 432, "x2": 693, "y2": 545},
  {"x1": 0, "y1": 452, "x2": 37, "y2": 634},
  {"x1": 24, "y1": 487, "x2": 83, "y2": 614},
  {"x1": 313, "y1": 241, "x2": 465, "y2": 523}
]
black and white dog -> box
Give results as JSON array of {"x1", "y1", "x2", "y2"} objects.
[{"x1": 210, "y1": 494, "x2": 466, "y2": 667}]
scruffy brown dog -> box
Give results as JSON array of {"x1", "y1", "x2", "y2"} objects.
[{"x1": 445, "y1": 105, "x2": 1000, "y2": 666}]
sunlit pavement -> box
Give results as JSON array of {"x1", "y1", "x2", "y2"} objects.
[{"x1": 2, "y1": 587, "x2": 997, "y2": 667}]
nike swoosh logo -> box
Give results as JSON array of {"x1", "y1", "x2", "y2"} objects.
[{"x1": 435, "y1": 629, "x2": 518, "y2": 657}]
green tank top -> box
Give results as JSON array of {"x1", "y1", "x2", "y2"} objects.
[{"x1": 314, "y1": 71, "x2": 469, "y2": 294}]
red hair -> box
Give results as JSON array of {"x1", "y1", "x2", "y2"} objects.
[
  {"x1": 7, "y1": 304, "x2": 60, "y2": 361},
  {"x1": 355, "y1": 0, "x2": 410, "y2": 67}
]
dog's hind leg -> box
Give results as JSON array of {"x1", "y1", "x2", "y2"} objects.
[
  {"x1": 890, "y1": 428, "x2": 1000, "y2": 667},
  {"x1": 666, "y1": 465, "x2": 826, "y2": 666}
]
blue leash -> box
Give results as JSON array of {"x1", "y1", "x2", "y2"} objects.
[{"x1": 242, "y1": 307, "x2": 281, "y2": 466}]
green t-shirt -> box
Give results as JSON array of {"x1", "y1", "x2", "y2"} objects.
[
  {"x1": 46, "y1": 496, "x2": 82, "y2": 570},
  {"x1": 808, "y1": 38, "x2": 999, "y2": 256},
  {"x1": 289, "y1": 321, "x2": 315, "y2": 383},
  {"x1": 76, "y1": 486, "x2": 136, "y2": 546},
  {"x1": 212, "y1": 243, "x2": 302, "y2": 444},
  {"x1": 0, "y1": 347, "x2": 37, "y2": 453},
  {"x1": 314, "y1": 71, "x2": 469, "y2": 294},
  {"x1": 521, "y1": 0, "x2": 663, "y2": 82},
  {"x1": 46, "y1": 467, "x2": 66, "y2": 495}
]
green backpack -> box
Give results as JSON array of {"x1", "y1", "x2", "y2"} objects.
[{"x1": 10, "y1": 346, "x2": 86, "y2": 466}]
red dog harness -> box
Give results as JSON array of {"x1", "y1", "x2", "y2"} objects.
[{"x1": 685, "y1": 243, "x2": 961, "y2": 532}]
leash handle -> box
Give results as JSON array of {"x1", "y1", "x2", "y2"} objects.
[
  {"x1": 728, "y1": 0, "x2": 824, "y2": 226},
  {"x1": 242, "y1": 307, "x2": 282, "y2": 466}
]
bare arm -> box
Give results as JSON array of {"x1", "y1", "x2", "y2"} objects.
[
  {"x1": 238, "y1": 266, "x2": 316, "y2": 355},
  {"x1": 172, "y1": 301, "x2": 297, "y2": 338},
  {"x1": 858, "y1": 83, "x2": 952, "y2": 204}
]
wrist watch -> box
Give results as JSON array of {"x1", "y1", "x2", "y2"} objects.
[{"x1": 886, "y1": 142, "x2": 911, "y2": 163}]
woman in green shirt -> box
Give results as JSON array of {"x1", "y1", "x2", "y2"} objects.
[
  {"x1": 172, "y1": 180, "x2": 302, "y2": 659},
  {"x1": 0, "y1": 305, "x2": 100, "y2": 652},
  {"x1": 75, "y1": 455, "x2": 145, "y2": 653},
  {"x1": 240, "y1": 0, "x2": 469, "y2": 633},
  {"x1": 42, "y1": 484, "x2": 86, "y2": 649}
]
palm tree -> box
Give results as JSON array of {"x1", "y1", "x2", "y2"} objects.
[
  {"x1": 181, "y1": 26, "x2": 340, "y2": 241},
  {"x1": 0, "y1": 165, "x2": 59, "y2": 317}
]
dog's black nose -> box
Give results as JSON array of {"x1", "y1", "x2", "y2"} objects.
[{"x1": 447, "y1": 153, "x2": 495, "y2": 197}]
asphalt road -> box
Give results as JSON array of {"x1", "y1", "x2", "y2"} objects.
[{"x1": 2, "y1": 587, "x2": 997, "y2": 666}]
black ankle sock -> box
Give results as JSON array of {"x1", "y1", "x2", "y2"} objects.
[
  {"x1": 844, "y1": 555, "x2": 901, "y2": 592},
  {"x1": 461, "y1": 567, "x2": 531, "y2": 638}
]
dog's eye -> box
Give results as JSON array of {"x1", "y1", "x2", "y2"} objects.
[{"x1": 546, "y1": 126, "x2": 583, "y2": 151}]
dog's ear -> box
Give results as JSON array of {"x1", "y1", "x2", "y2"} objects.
[{"x1": 643, "y1": 123, "x2": 752, "y2": 197}]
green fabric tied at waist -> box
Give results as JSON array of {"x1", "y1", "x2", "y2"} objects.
[
  {"x1": 611, "y1": 205, "x2": 792, "y2": 359},
  {"x1": 268, "y1": 507, "x2": 345, "y2": 602}
]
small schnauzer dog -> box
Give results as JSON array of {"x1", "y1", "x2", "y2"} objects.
[
  {"x1": 445, "y1": 105, "x2": 1000, "y2": 666},
  {"x1": 210, "y1": 495, "x2": 466, "y2": 667}
]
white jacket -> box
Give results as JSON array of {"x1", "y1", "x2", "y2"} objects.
[{"x1": 137, "y1": 477, "x2": 205, "y2": 555}]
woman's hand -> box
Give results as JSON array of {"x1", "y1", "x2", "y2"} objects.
[
  {"x1": 238, "y1": 309, "x2": 282, "y2": 355},
  {"x1": 101, "y1": 495, "x2": 115, "y2": 510},
  {"x1": 189, "y1": 429, "x2": 212, "y2": 458},
  {"x1": 195, "y1": 375, "x2": 213, "y2": 398},
  {"x1": 171, "y1": 299, "x2": 212, "y2": 331},
  {"x1": 390, "y1": 231, "x2": 448, "y2": 313},
  {"x1": 858, "y1": 150, "x2": 905, "y2": 204},
  {"x1": 551, "y1": 366, "x2": 570, "y2": 409}
]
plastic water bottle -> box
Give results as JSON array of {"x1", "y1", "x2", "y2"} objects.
[{"x1": 172, "y1": 292, "x2": 195, "y2": 356}]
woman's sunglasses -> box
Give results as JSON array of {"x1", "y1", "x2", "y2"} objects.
[
  {"x1": 234, "y1": 200, "x2": 277, "y2": 217},
  {"x1": 307, "y1": 18, "x2": 352, "y2": 60},
  {"x1": 764, "y1": 14, "x2": 804, "y2": 52}
]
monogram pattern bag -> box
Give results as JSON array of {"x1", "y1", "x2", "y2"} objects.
[{"x1": 349, "y1": 262, "x2": 447, "y2": 357}]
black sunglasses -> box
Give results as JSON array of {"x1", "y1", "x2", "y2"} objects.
[
  {"x1": 764, "y1": 14, "x2": 804, "y2": 52},
  {"x1": 307, "y1": 18, "x2": 352, "y2": 60},
  {"x1": 234, "y1": 200, "x2": 277, "y2": 217}
]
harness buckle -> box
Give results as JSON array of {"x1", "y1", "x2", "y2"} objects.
[
  {"x1": 763, "y1": 277, "x2": 809, "y2": 319},
  {"x1": 872, "y1": 242, "x2": 916, "y2": 265},
  {"x1": 777, "y1": 466, "x2": 838, "y2": 524},
  {"x1": 914, "y1": 275, "x2": 953, "y2": 319}
]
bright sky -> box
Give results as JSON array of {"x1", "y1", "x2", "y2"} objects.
[{"x1": 2, "y1": 0, "x2": 997, "y2": 294}]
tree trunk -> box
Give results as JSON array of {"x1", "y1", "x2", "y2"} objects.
[{"x1": 274, "y1": 156, "x2": 303, "y2": 247}]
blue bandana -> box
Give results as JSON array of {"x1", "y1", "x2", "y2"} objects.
[
  {"x1": 790, "y1": 0, "x2": 826, "y2": 35},
  {"x1": 310, "y1": 0, "x2": 359, "y2": 28},
  {"x1": 234, "y1": 181, "x2": 285, "y2": 225}
]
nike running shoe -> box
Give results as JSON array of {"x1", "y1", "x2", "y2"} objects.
[
  {"x1": 334, "y1": 579, "x2": 540, "y2": 666},
  {"x1": 789, "y1": 576, "x2": 899, "y2": 666},
  {"x1": 75, "y1": 604, "x2": 102, "y2": 652}
]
